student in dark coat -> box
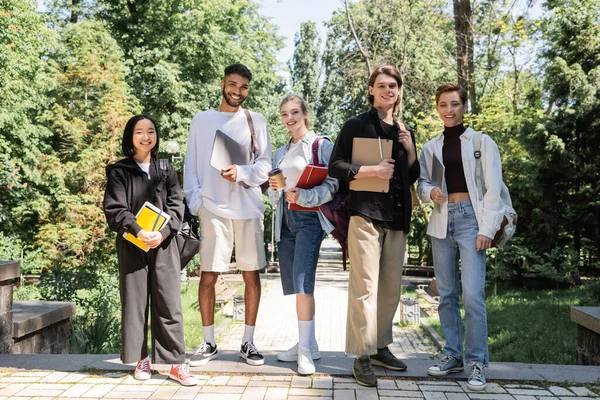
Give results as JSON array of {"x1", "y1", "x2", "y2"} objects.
[
  {"x1": 103, "y1": 115, "x2": 197, "y2": 386},
  {"x1": 329, "y1": 65, "x2": 420, "y2": 387}
]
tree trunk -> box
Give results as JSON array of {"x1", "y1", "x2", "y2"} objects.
[
  {"x1": 70, "y1": 0, "x2": 80, "y2": 23},
  {"x1": 454, "y1": 0, "x2": 476, "y2": 112}
]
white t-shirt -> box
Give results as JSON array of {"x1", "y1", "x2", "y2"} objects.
[
  {"x1": 136, "y1": 162, "x2": 151, "y2": 180},
  {"x1": 278, "y1": 141, "x2": 307, "y2": 191},
  {"x1": 184, "y1": 108, "x2": 272, "y2": 219}
]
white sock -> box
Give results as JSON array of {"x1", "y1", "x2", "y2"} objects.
[
  {"x1": 242, "y1": 325, "x2": 255, "y2": 345},
  {"x1": 202, "y1": 325, "x2": 215, "y2": 346},
  {"x1": 298, "y1": 320, "x2": 313, "y2": 349},
  {"x1": 309, "y1": 317, "x2": 317, "y2": 347}
]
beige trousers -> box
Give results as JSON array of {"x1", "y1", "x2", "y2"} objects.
[{"x1": 345, "y1": 215, "x2": 407, "y2": 356}]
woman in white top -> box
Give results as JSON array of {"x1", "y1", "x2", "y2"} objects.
[
  {"x1": 268, "y1": 95, "x2": 338, "y2": 375},
  {"x1": 418, "y1": 83, "x2": 505, "y2": 391}
]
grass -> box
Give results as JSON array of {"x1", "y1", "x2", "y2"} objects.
[{"x1": 426, "y1": 282, "x2": 593, "y2": 365}]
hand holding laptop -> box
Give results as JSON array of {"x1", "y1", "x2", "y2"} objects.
[{"x1": 221, "y1": 165, "x2": 237, "y2": 182}]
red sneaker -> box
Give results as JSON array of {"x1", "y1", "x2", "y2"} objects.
[
  {"x1": 169, "y1": 363, "x2": 198, "y2": 386},
  {"x1": 134, "y1": 357, "x2": 152, "y2": 380}
]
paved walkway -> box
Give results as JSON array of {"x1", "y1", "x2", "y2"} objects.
[
  {"x1": 0, "y1": 370, "x2": 598, "y2": 399},
  {"x1": 0, "y1": 239, "x2": 599, "y2": 398},
  {"x1": 218, "y1": 238, "x2": 434, "y2": 356}
]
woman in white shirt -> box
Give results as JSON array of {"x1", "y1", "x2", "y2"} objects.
[
  {"x1": 268, "y1": 95, "x2": 338, "y2": 375},
  {"x1": 418, "y1": 83, "x2": 505, "y2": 391}
]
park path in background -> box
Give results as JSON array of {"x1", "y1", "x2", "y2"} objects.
[{"x1": 218, "y1": 237, "x2": 435, "y2": 356}]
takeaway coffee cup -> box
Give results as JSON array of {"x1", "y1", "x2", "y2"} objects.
[{"x1": 268, "y1": 168, "x2": 286, "y2": 190}]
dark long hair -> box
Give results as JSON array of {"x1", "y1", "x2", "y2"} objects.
[{"x1": 121, "y1": 115, "x2": 160, "y2": 157}]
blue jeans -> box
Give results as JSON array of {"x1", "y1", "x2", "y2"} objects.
[
  {"x1": 278, "y1": 204, "x2": 325, "y2": 295},
  {"x1": 432, "y1": 200, "x2": 488, "y2": 365}
]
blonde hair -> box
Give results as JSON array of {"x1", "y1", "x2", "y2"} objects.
[{"x1": 280, "y1": 95, "x2": 311, "y2": 130}]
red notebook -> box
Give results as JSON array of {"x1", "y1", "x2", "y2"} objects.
[{"x1": 289, "y1": 165, "x2": 329, "y2": 211}]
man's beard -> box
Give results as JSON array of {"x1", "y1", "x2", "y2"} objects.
[{"x1": 222, "y1": 87, "x2": 247, "y2": 108}]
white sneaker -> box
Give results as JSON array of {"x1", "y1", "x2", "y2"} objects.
[
  {"x1": 277, "y1": 342, "x2": 321, "y2": 362},
  {"x1": 297, "y1": 346, "x2": 316, "y2": 375}
]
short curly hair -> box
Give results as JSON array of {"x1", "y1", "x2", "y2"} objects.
[{"x1": 224, "y1": 63, "x2": 252, "y2": 82}]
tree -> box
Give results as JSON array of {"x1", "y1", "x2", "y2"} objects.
[
  {"x1": 290, "y1": 21, "x2": 321, "y2": 106},
  {"x1": 318, "y1": 0, "x2": 455, "y2": 129},
  {"x1": 35, "y1": 20, "x2": 140, "y2": 272},
  {"x1": 95, "y1": 0, "x2": 284, "y2": 152},
  {"x1": 454, "y1": 0, "x2": 476, "y2": 111},
  {"x1": 0, "y1": 0, "x2": 57, "y2": 241},
  {"x1": 536, "y1": 0, "x2": 600, "y2": 273}
]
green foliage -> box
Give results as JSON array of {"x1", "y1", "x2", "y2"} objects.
[
  {"x1": 40, "y1": 263, "x2": 121, "y2": 354},
  {"x1": 290, "y1": 21, "x2": 321, "y2": 106},
  {"x1": 0, "y1": 0, "x2": 57, "y2": 239},
  {"x1": 0, "y1": 231, "x2": 22, "y2": 261},
  {"x1": 12, "y1": 284, "x2": 42, "y2": 301},
  {"x1": 317, "y1": 0, "x2": 455, "y2": 134},
  {"x1": 35, "y1": 20, "x2": 140, "y2": 273},
  {"x1": 577, "y1": 280, "x2": 600, "y2": 306},
  {"x1": 95, "y1": 0, "x2": 285, "y2": 152}
]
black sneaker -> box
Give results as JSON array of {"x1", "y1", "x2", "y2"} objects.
[
  {"x1": 188, "y1": 342, "x2": 218, "y2": 366},
  {"x1": 353, "y1": 356, "x2": 377, "y2": 387},
  {"x1": 370, "y1": 347, "x2": 408, "y2": 371},
  {"x1": 240, "y1": 342, "x2": 265, "y2": 366}
]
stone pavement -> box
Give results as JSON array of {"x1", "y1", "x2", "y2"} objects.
[
  {"x1": 0, "y1": 370, "x2": 598, "y2": 399},
  {"x1": 0, "y1": 239, "x2": 599, "y2": 398}
]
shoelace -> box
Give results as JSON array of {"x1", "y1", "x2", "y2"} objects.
[
  {"x1": 136, "y1": 357, "x2": 151, "y2": 372},
  {"x1": 438, "y1": 355, "x2": 456, "y2": 368},
  {"x1": 356, "y1": 357, "x2": 372, "y2": 373},
  {"x1": 245, "y1": 342, "x2": 259, "y2": 355},
  {"x1": 470, "y1": 364, "x2": 484, "y2": 382},
  {"x1": 194, "y1": 342, "x2": 211, "y2": 355},
  {"x1": 177, "y1": 364, "x2": 192, "y2": 379}
]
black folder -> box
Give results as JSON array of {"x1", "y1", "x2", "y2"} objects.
[{"x1": 209, "y1": 129, "x2": 253, "y2": 172}]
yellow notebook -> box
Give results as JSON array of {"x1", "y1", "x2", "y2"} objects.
[{"x1": 123, "y1": 201, "x2": 171, "y2": 252}]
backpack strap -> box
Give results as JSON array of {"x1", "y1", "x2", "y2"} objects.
[
  {"x1": 473, "y1": 131, "x2": 486, "y2": 201},
  {"x1": 243, "y1": 109, "x2": 259, "y2": 155},
  {"x1": 311, "y1": 136, "x2": 331, "y2": 165}
]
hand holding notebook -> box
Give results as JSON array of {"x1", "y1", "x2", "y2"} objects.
[
  {"x1": 288, "y1": 164, "x2": 329, "y2": 211},
  {"x1": 349, "y1": 137, "x2": 393, "y2": 193},
  {"x1": 123, "y1": 201, "x2": 171, "y2": 251}
]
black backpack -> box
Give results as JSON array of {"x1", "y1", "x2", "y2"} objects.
[{"x1": 158, "y1": 159, "x2": 200, "y2": 270}]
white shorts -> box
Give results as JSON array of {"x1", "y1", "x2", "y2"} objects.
[{"x1": 198, "y1": 206, "x2": 266, "y2": 272}]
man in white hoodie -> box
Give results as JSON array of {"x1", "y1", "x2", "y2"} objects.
[{"x1": 184, "y1": 63, "x2": 272, "y2": 367}]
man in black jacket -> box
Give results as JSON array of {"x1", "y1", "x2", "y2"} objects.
[{"x1": 329, "y1": 66, "x2": 420, "y2": 387}]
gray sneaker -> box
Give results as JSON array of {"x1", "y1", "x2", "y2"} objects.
[
  {"x1": 427, "y1": 354, "x2": 464, "y2": 376},
  {"x1": 188, "y1": 342, "x2": 218, "y2": 366},
  {"x1": 370, "y1": 347, "x2": 407, "y2": 371},
  {"x1": 467, "y1": 363, "x2": 487, "y2": 391},
  {"x1": 352, "y1": 356, "x2": 377, "y2": 387}
]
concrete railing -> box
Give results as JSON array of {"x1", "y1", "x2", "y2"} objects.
[
  {"x1": 571, "y1": 306, "x2": 600, "y2": 365},
  {"x1": 0, "y1": 260, "x2": 76, "y2": 354}
]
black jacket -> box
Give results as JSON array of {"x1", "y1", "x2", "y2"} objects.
[
  {"x1": 329, "y1": 109, "x2": 420, "y2": 233},
  {"x1": 104, "y1": 156, "x2": 184, "y2": 242}
]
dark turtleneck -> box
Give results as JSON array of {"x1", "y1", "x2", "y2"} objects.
[{"x1": 442, "y1": 123, "x2": 469, "y2": 194}]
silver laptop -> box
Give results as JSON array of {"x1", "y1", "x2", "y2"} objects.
[{"x1": 209, "y1": 129, "x2": 253, "y2": 172}]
